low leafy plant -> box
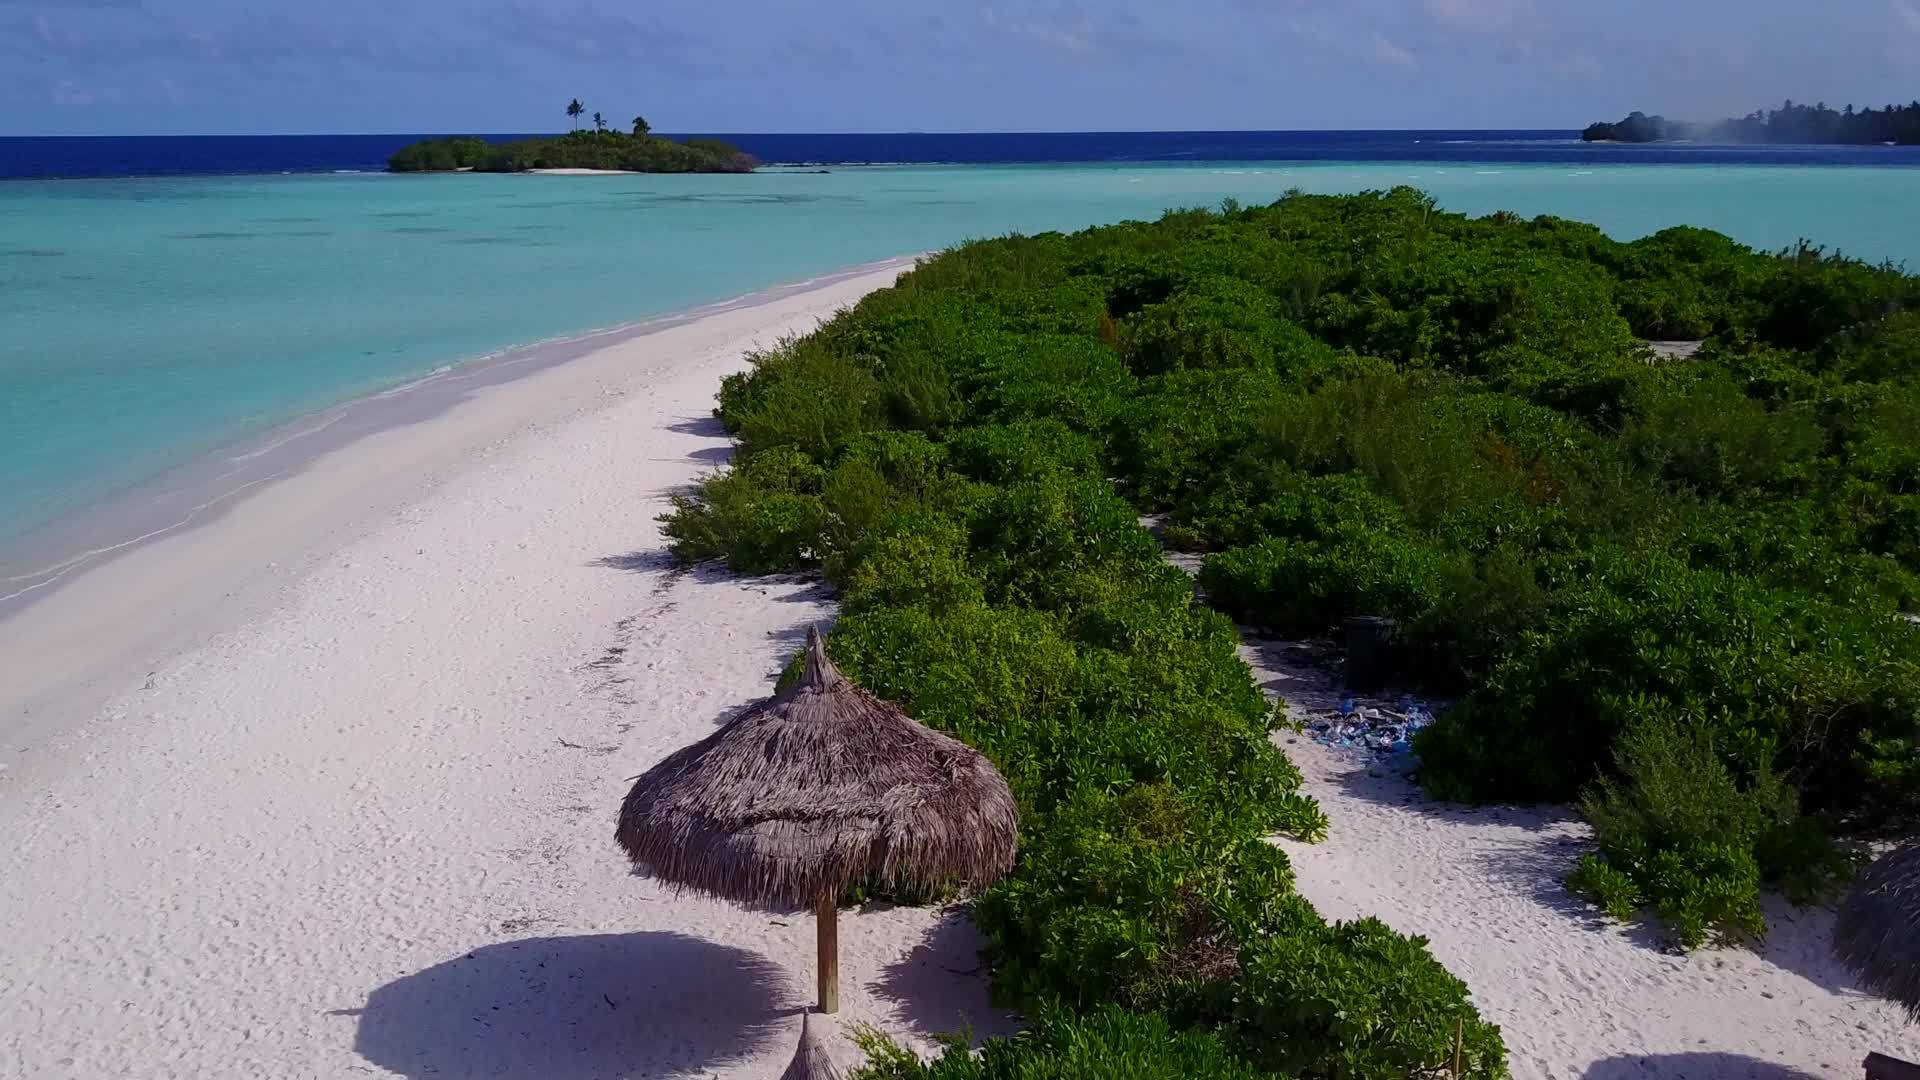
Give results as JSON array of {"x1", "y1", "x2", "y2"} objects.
[
  {"x1": 1229, "y1": 917, "x2": 1506, "y2": 1080},
  {"x1": 849, "y1": 1006, "x2": 1279, "y2": 1080},
  {"x1": 658, "y1": 446, "x2": 829, "y2": 572},
  {"x1": 1566, "y1": 855, "x2": 1640, "y2": 921},
  {"x1": 1569, "y1": 703, "x2": 1801, "y2": 948}
]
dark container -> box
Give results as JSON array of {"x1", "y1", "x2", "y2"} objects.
[{"x1": 1343, "y1": 616, "x2": 1396, "y2": 691}]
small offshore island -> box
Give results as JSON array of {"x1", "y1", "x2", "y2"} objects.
[
  {"x1": 389, "y1": 102, "x2": 756, "y2": 173},
  {"x1": 1584, "y1": 99, "x2": 1920, "y2": 144}
]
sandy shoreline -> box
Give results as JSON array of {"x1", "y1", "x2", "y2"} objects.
[
  {"x1": 0, "y1": 258, "x2": 915, "y2": 750},
  {"x1": 0, "y1": 258, "x2": 1020, "y2": 1078}
]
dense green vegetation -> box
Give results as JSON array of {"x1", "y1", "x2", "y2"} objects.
[
  {"x1": 664, "y1": 197, "x2": 1516, "y2": 1076},
  {"x1": 664, "y1": 188, "x2": 1920, "y2": 1069},
  {"x1": 388, "y1": 131, "x2": 753, "y2": 173},
  {"x1": 1584, "y1": 100, "x2": 1920, "y2": 144},
  {"x1": 850, "y1": 1008, "x2": 1280, "y2": 1079},
  {"x1": 388, "y1": 105, "x2": 754, "y2": 173}
]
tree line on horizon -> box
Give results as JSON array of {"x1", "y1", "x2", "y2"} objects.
[
  {"x1": 387, "y1": 101, "x2": 754, "y2": 174},
  {"x1": 1585, "y1": 99, "x2": 1920, "y2": 144}
]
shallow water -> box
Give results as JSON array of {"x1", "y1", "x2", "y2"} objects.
[{"x1": 3, "y1": 162, "x2": 1918, "y2": 545}]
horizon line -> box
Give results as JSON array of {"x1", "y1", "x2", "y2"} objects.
[{"x1": 0, "y1": 126, "x2": 1583, "y2": 140}]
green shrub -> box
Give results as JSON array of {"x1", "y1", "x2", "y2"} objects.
[
  {"x1": 1400, "y1": 542, "x2": 1552, "y2": 688},
  {"x1": 824, "y1": 458, "x2": 896, "y2": 545},
  {"x1": 1568, "y1": 705, "x2": 1783, "y2": 946},
  {"x1": 966, "y1": 334, "x2": 1134, "y2": 434},
  {"x1": 1826, "y1": 311, "x2": 1920, "y2": 383},
  {"x1": 822, "y1": 601, "x2": 1081, "y2": 797},
  {"x1": 878, "y1": 348, "x2": 966, "y2": 433},
  {"x1": 826, "y1": 589, "x2": 1314, "y2": 831},
  {"x1": 948, "y1": 420, "x2": 1103, "y2": 484},
  {"x1": 1122, "y1": 277, "x2": 1330, "y2": 376},
  {"x1": 1230, "y1": 918, "x2": 1506, "y2": 1079},
  {"x1": 1174, "y1": 464, "x2": 1404, "y2": 552},
  {"x1": 969, "y1": 476, "x2": 1164, "y2": 614},
  {"x1": 1199, "y1": 529, "x2": 1452, "y2": 635},
  {"x1": 1753, "y1": 242, "x2": 1920, "y2": 349},
  {"x1": 1621, "y1": 373, "x2": 1823, "y2": 499},
  {"x1": 850, "y1": 1006, "x2": 1279, "y2": 1080},
  {"x1": 1566, "y1": 854, "x2": 1640, "y2": 920},
  {"x1": 842, "y1": 518, "x2": 985, "y2": 616},
  {"x1": 974, "y1": 791, "x2": 1308, "y2": 1014},
  {"x1": 658, "y1": 447, "x2": 829, "y2": 572},
  {"x1": 717, "y1": 339, "x2": 883, "y2": 459},
  {"x1": 1414, "y1": 549, "x2": 1920, "y2": 820},
  {"x1": 1113, "y1": 368, "x2": 1290, "y2": 508},
  {"x1": 1616, "y1": 278, "x2": 1718, "y2": 339}
]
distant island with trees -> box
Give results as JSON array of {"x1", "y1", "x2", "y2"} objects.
[
  {"x1": 389, "y1": 101, "x2": 756, "y2": 173},
  {"x1": 1584, "y1": 100, "x2": 1920, "y2": 144}
]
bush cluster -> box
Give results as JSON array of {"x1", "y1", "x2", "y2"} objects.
[
  {"x1": 664, "y1": 203, "x2": 1512, "y2": 1076},
  {"x1": 668, "y1": 187, "x2": 1920, "y2": 1066},
  {"x1": 924, "y1": 189, "x2": 1916, "y2": 948}
]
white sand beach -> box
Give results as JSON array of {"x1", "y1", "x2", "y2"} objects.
[
  {"x1": 1251, "y1": 638, "x2": 1920, "y2": 1080},
  {"x1": 1, "y1": 253, "x2": 1913, "y2": 1080},
  {"x1": 0, "y1": 259, "x2": 1016, "y2": 1079}
]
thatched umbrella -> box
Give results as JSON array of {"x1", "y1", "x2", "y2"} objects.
[
  {"x1": 1837, "y1": 840, "x2": 1920, "y2": 1019},
  {"x1": 616, "y1": 626, "x2": 1018, "y2": 1013},
  {"x1": 778, "y1": 1012, "x2": 843, "y2": 1080}
]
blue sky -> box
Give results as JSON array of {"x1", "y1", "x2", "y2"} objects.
[{"x1": 5, "y1": 0, "x2": 1919, "y2": 135}]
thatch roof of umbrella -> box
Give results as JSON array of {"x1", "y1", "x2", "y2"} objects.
[
  {"x1": 1836, "y1": 840, "x2": 1920, "y2": 1019},
  {"x1": 615, "y1": 625, "x2": 1018, "y2": 1011},
  {"x1": 778, "y1": 1012, "x2": 842, "y2": 1080}
]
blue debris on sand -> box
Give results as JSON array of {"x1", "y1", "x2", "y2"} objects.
[{"x1": 1306, "y1": 695, "x2": 1438, "y2": 755}]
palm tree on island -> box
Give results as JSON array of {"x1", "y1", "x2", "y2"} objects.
[{"x1": 387, "y1": 108, "x2": 752, "y2": 173}]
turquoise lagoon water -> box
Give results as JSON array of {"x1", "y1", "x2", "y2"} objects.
[{"x1": 3, "y1": 162, "x2": 1919, "y2": 548}]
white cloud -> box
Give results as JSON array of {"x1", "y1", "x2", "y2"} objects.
[
  {"x1": 1550, "y1": 52, "x2": 1602, "y2": 78},
  {"x1": 50, "y1": 78, "x2": 116, "y2": 105},
  {"x1": 1896, "y1": 0, "x2": 1920, "y2": 34},
  {"x1": 1423, "y1": 0, "x2": 1532, "y2": 33},
  {"x1": 981, "y1": 7, "x2": 1094, "y2": 55},
  {"x1": 1373, "y1": 32, "x2": 1416, "y2": 67}
]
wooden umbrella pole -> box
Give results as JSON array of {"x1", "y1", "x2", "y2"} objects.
[{"x1": 817, "y1": 894, "x2": 839, "y2": 1014}]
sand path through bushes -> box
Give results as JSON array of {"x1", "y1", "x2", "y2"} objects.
[{"x1": 1249, "y1": 635, "x2": 1920, "y2": 1079}]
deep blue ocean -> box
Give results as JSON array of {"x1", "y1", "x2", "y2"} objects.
[{"x1": 6, "y1": 130, "x2": 1920, "y2": 178}]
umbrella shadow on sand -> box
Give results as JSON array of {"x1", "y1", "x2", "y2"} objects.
[
  {"x1": 349, "y1": 931, "x2": 790, "y2": 1079},
  {"x1": 1581, "y1": 1051, "x2": 1824, "y2": 1079},
  {"x1": 1744, "y1": 892, "x2": 1884, "y2": 996},
  {"x1": 872, "y1": 905, "x2": 1021, "y2": 1048}
]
